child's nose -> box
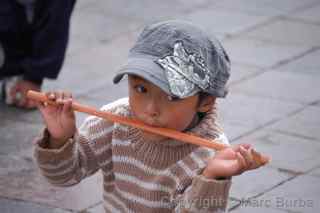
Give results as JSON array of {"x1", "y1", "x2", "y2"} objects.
[{"x1": 145, "y1": 99, "x2": 160, "y2": 118}]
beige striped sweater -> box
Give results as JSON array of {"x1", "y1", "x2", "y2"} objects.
[{"x1": 34, "y1": 98, "x2": 232, "y2": 213}]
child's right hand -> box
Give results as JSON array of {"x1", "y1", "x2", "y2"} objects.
[{"x1": 37, "y1": 91, "x2": 76, "y2": 147}]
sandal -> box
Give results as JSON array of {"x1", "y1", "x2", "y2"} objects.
[
  {"x1": 1, "y1": 76, "x2": 41, "y2": 109},
  {"x1": 1, "y1": 76, "x2": 23, "y2": 105}
]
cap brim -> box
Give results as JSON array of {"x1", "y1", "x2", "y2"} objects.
[{"x1": 113, "y1": 57, "x2": 171, "y2": 95}]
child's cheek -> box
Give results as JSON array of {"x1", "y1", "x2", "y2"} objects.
[
  {"x1": 129, "y1": 93, "x2": 144, "y2": 111},
  {"x1": 166, "y1": 111, "x2": 194, "y2": 131}
]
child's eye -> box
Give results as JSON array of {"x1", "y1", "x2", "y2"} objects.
[
  {"x1": 134, "y1": 85, "x2": 147, "y2": 93},
  {"x1": 167, "y1": 95, "x2": 180, "y2": 102}
]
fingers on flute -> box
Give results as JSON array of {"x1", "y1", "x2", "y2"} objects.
[
  {"x1": 62, "y1": 93, "x2": 74, "y2": 116},
  {"x1": 236, "y1": 152, "x2": 247, "y2": 174},
  {"x1": 55, "y1": 92, "x2": 65, "y2": 104},
  {"x1": 42, "y1": 91, "x2": 73, "y2": 108},
  {"x1": 36, "y1": 100, "x2": 44, "y2": 110},
  {"x1": 46, "y1": 91, "x2": 56, "y2": 101},
  {"x1": 252, "y1": 149, "x2": 270, "y2": 166},
  {"x1": 44, "y1": 91, "x2": 70, "y2": 102},
  {"x1": 239, "y1": 146, "x2": 254, "y2": 169},
  {"x1": 237, "y1": 145, "x2": 263, "y2": 172},
  {"x1": 233, "y1": 143, "x2": 251, "y2": 152}
]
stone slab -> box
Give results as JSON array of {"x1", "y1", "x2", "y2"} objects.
[
  {"x1": 242, "y1": 19, "x2": 320, "y2": 46},
  {"x1": 0, "y1": 166, "x2": 103, "y2": 211},
  {"x1": 228, "y1": 198, "x2": 241, "y2": 211},
  {"x1": 81, "y1": 80, "x2": 129, "y2": 105},
  {"x1": 86, "y1": 198, "x2": 241, "y2": 212},
  {"x1": 184, "y1": 8, "x2": 270, "y2": 37},
  {"x1": 260, "y1": 174, "x2": 320, "y2": 213},
  {"x1": 217, "y1": 92, "x2": 303, "y2": 128},
  {"x1": 212, "y1": 0, "x2": 284, "y2": 16},
  {"x1": 0, "y1": 198, "x2": 71, "y2": 213},
  {"x1": 309, "y1": 167, "x2": 320, "y2": 178},
  {"x1": 0, "y1": 119, "x2": 42, "y2": 155},
  {"x1": 213, "y1": 0, "x2": 319, "y2": 16},
  {"x1": 264, "y1": 0, "x2": 319, "y2": 13},
  {"x1": 231, "y1": 205, "x2": 288, "y2": 213},
  {"x1": 288, "y1": 3, "x2": 320, "y2": 25},
  {"x1": 67, "y1": 4, "x2": 141, "y2": 56},
  {"x1": 230, "y1": 166, "x2": 293, "y2": 200},
  {"x1": 234, "y1": 130, "x2": 320, "y2": 173},
  {"x1": 0, "y1": 114, "x2": 102, "y2": 211},
  {"x1": 231, "y1": 70, "x2": 320, "y2": 104},
  {"x1": 76, "y1": 0, "x2": 213, "y2": 23},
  {"x1": 222, "y1": 122, "x2": 254, "y2": 142},
  {"x1": 86, "y1": 202, "x2": 104, "y2": 213},
  {"x1": 44, "y1": 31, "x2": 138, "y2": 96},
  {"x1": 228, "y1": 64, "x2": 263, "y2": 85},
  {"x1": 276, "y1": 49, "x2": 320, "y2": 75},
  {"x1": 0, "y1": 101, "x2": 42, "y2": 123},
  {"x1": 268, "y1": 106, "x2": 320, "y2": 141},
  {"x1": 0, "y1": 148, "x2": 34, "y2": 177},
  {"x1": 223, "y1": 38, "x2": 310, "y2": 68}
]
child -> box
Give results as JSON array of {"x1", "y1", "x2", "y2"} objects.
[{"x1": 34, "y1": 20, "x2": 263, "y2": 212}]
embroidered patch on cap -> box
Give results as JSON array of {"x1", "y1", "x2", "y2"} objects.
[{"x1": 156, "y1": 41, "x2": 211, "y2": 98}]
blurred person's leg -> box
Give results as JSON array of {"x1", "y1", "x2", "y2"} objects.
[
  {"x1": 0, "y1": 0, "x2": 76, "y2": 109},
  {"x1": 0, "y1": 0, "x2": 40, "y2": 108},
  {"x1": 0, "y1": 43, "x2": 4, "y2": 68}
]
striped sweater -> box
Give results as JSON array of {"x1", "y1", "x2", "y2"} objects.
[{"x1": 34, "y1": 98, "x2": 232, "y2": 213}]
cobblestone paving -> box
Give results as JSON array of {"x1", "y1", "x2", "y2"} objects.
[{"x1": 1, "y1": 0, "x2": 319, "y2": 212}]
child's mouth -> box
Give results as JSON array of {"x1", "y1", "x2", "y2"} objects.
[
  {"x1": 139, "y1": 117, "x2": 163, "y2": 128},
  {"x1": 144, "y1": 121, "x2": 163, "y2": 128},
  {"x1": 131, "y1": 112, "x2": 164, "y2": 128}
]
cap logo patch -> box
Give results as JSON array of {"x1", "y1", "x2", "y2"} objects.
[{"x1": 156, "y1": 41, "x2": 211, "y2": 98}]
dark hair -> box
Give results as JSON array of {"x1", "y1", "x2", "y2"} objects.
[
  {"x1": 197, "y1": 92, "x2": 211, "y2": 106},
  {"x1": 197, "y1": 92, "x2": 216, "y2": 120}
]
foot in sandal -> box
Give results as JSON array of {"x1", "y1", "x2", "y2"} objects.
[{"x1": 1, "y1": 76, "x2": 41, "y2": 109}]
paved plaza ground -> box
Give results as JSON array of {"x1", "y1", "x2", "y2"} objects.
[{"x1": 1, "y1": 0, "x2": 320, "y2": 212}]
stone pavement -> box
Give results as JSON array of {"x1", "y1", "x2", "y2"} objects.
[{"x1": 1, "y1": 0, "x2": 320, "y2": 212}]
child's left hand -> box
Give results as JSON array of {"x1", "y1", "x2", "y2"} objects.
[{"x1": 202, "y1": 144, "x2": 263, "y2": 179}]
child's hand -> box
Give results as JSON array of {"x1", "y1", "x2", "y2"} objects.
[
  {"x1": 37, "y1": 91, "x2": 76, "y2": 148},
  {"x1": 202, "y1": 144, "x2": 263, "y2": 179}
]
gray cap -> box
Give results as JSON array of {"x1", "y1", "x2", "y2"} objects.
[{"x1": 113, "y1": 20, "x2": 231, "y2": 98}]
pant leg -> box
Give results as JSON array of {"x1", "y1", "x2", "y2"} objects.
[
  {"x1": 22, "y1": 0, "x2": 76, "y2": 83},
  {"x1": 0, "y1": 0, "x2": 27, "y2": 79},
  {"x1": 0, "y1": 43, "x2": 4, "y2": 70}
]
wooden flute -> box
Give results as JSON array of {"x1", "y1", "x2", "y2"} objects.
[{"x1": 27, "y1": 90, "x2": 270, "y2": 166}]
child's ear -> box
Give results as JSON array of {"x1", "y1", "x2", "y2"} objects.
[{"x1": 197, "y1": 96, "x2": 216, "y2": 113}]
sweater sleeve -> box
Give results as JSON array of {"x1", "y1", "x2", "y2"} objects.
[
  {"x1": 168, "y1": 145, "x2": 232, "y2": 213},
  {"x1": 174, "y1": 175, "x2": 231, "y2": 212},
  {"x1": 169, "y1": 118, "x2": 232, "y2": 213},
  {"x1": 33, "y1": 104, "x2": 117, "y2": 187}
]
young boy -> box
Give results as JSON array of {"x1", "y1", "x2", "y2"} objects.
[{"x1": 34, "y1": 20, "x2": 263, "y2": 212}]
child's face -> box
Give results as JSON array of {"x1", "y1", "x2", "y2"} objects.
[{"x1": 128, "y1": 75, "x2": 201, "y2": 139}]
